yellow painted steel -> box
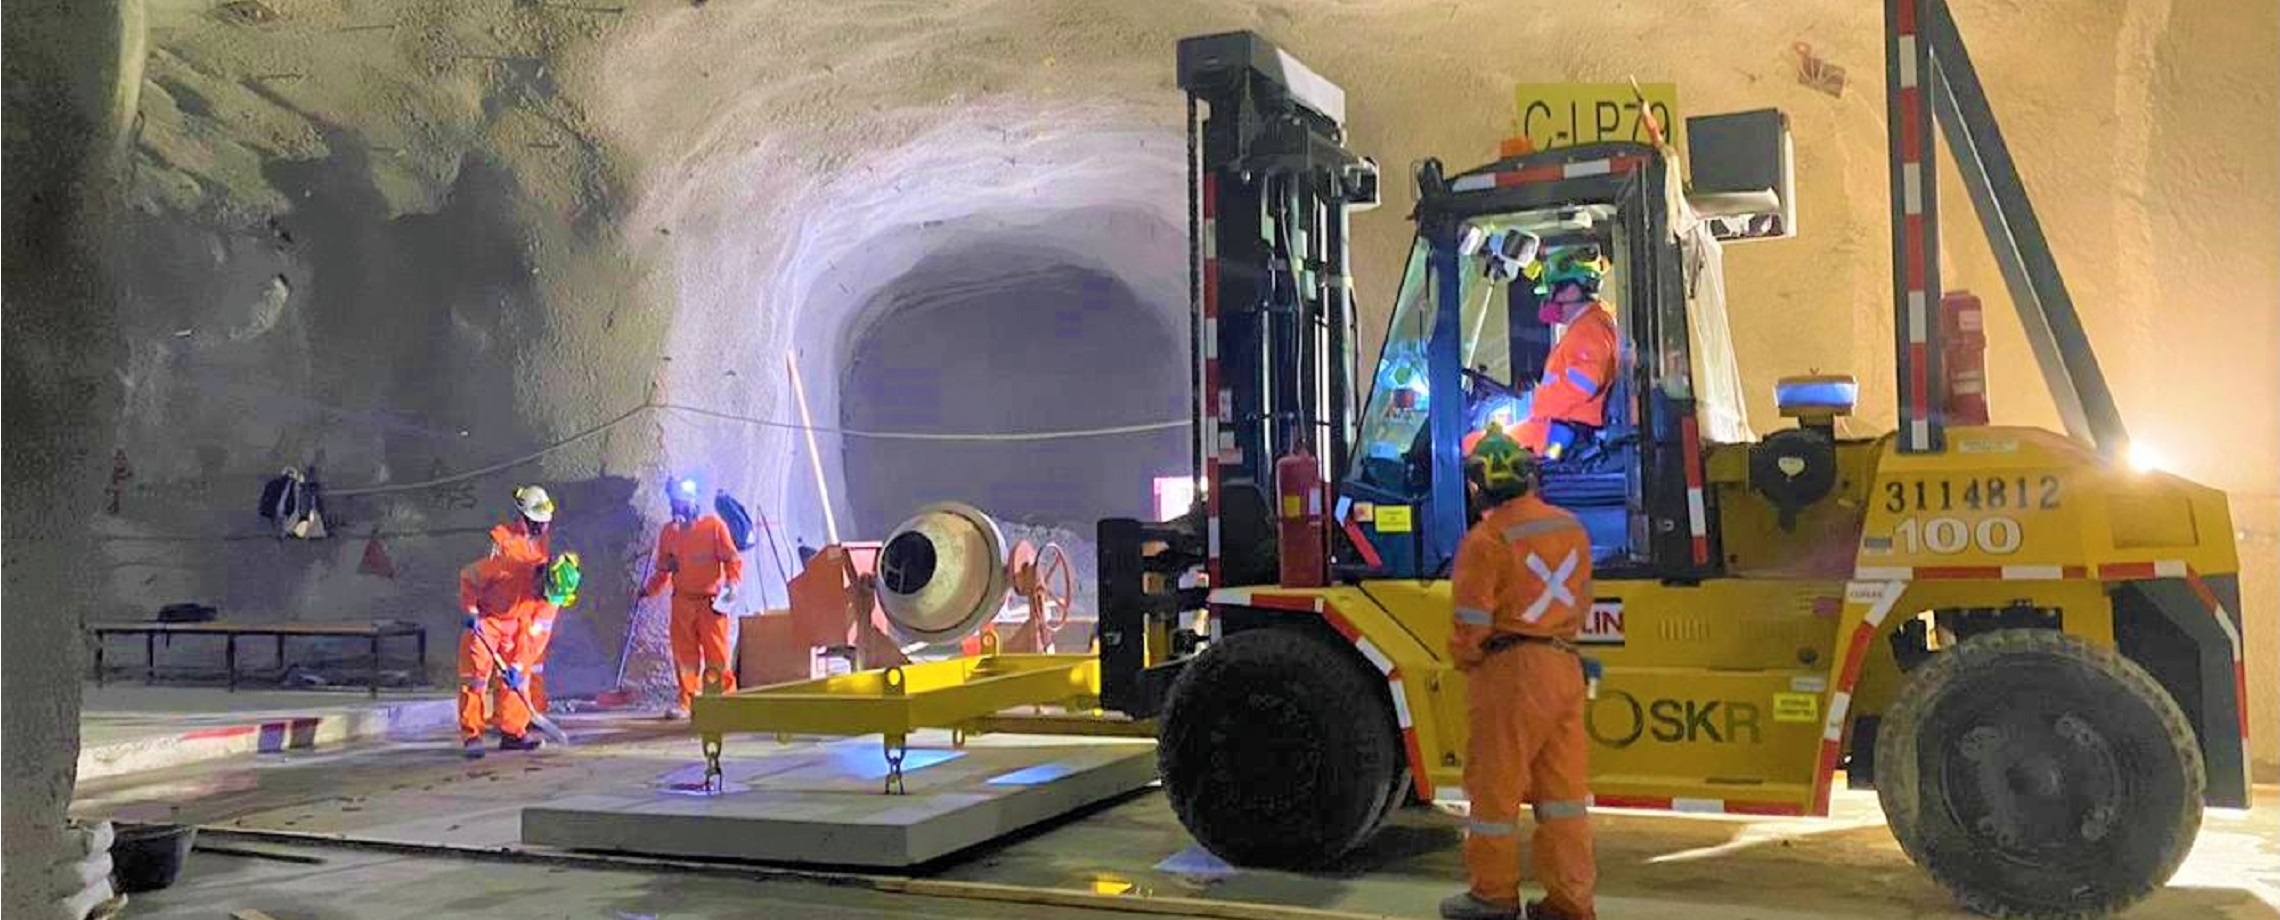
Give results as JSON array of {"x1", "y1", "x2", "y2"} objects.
[
  {"x1": 1229, "y1": 423, "x2": 2239, "y2": 815},
  {"x1": 690, "y1": 653, "x2": 1101, "y2": 739}
]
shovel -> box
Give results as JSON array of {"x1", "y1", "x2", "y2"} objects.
[{"x1": 468, "y1": 624, "x2": 572, "y2": 746}]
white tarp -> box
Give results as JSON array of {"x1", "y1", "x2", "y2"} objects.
[{"x1": 1676, "y1": 198, "x2": 1755, "y2": 444}]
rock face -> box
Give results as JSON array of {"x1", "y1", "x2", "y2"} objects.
[
  {"x1": 23, "y1": 0, "x2": 2280, "y2": 779},
  {"x1": 5, "y1": 1, "x2": 142, "y2": 913}
]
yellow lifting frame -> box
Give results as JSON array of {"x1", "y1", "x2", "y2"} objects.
[{"x1": 690, "y1": 647, "x2": 1119, "y2": 794}]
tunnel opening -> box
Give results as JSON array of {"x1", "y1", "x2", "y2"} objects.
[{"x1": 837, "y1": 239, "x2": 1188, "y2": 542}]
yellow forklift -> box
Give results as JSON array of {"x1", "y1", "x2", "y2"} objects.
[{"x1": 1099, "y1": 4, "x2": 2250, "y2": 918}]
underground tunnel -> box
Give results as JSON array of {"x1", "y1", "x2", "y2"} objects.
[
  {"x1": 836, "y1": 232, "x2": 1190, "y2": 539},
  {"x1": 7, "y1": 2, "x2": 2277, "y2": 918}
]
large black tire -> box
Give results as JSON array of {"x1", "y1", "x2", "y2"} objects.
[
  {"x1": 1157, "y1": 625, "x2": 1404, "y2": 868},
  {"x1": 1876, "y1": 629, "x2": 2203, "y2": 919}
]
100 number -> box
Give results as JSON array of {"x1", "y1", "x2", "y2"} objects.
[{"x1": 1892, "y1": 515, "x2": 2023, "y2": 556}]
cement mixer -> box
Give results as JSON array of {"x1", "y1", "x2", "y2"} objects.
[
  {"x1": 875, "y1": 502, "x2": 1010, "y2": 643},
  {"x1": 695, "y1": 502, "x2": 1119, "y2": 794}
]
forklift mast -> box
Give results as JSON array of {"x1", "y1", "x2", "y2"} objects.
[
  {"x1": 1888, "y1": 0, "x2": 2128, "y2": 457},
  {"x1": 1176, "y1": 32, "x2": 1377, "y2": 589},
  {"x1": 1095, "y1": 33, "x2": 1372, "y2": 716}
]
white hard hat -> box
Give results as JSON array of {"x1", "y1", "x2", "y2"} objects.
[{"x1": 514, "y1": 485, "x2": 556, "y2": 523}]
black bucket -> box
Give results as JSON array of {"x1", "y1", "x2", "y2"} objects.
[{"x1": 111, "y1": 823, "x2": 197, "y2": 893}]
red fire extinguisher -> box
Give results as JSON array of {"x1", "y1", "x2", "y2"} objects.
[
  {"x1": 1941, "y1": 290, "x2": 1989, "y2": 426},
  {"x1": 1276, "y1": 448, "x2": 1327, "y2": 588}
]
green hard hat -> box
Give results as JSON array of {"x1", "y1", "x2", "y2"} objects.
[
  {"x1": 1466, "y1": 423, "x2": 1537, "y2": 499},
  {"x1": 1535, "y1": 245, "x2": 1610, "y2": 296},
  {"x1": 545, "y1": 552, "x2": 583, "y2": 608}
]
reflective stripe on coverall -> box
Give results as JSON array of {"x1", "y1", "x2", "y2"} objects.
[
  {"x1": 643, "y1": 514, "x2": 744, "y2": 709},
  {"x1": 1450, "y1": 494, "x2": 1597, "y2": 919},
  {"x1": 1515, "y1": 303, "x2": 1618, "y2": 457}
]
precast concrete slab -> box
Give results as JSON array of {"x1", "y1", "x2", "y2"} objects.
[{"x1": 521, "y1": 735, "x2": 1158, "y2": 867}]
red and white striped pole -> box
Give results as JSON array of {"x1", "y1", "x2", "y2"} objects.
[
  {"x1": 1200, "y1": 174, "x2": 1223, "y2": 586},
  {"x1": 1888, "y1": 0, "x2": 1944, "y2": 454}
]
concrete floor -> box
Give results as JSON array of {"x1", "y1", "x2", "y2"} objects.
[{"x1": 72, "y1": 717, "x2": 2280, "y2": 920}]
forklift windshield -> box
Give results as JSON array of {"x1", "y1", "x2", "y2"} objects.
[
  {"x1": 1347, "y1": 205, "x2": 1630, "y2": 502},
  {"x1": 1338, "y1": 147, "x2": 1755, "y2": 577}
]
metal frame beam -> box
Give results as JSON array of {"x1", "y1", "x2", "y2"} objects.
[
  {"x1": 1890, "y1": 0, "x2": 2129, "y2": 458},
  {"x1": 1920, "y1": 0, "x2": 2128, "y2": 457}
]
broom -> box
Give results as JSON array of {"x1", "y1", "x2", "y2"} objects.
[{"x1": 468, "y1": 625, "x2": 571, "y2": 746}]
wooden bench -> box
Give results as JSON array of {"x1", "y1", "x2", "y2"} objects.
[{"x1": 87, "y1": 620, "x2": 429, "y2": 697}]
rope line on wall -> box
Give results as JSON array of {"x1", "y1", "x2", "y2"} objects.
[
  {"x1": 300, "y1": 401, "x2": 1189, "y2": 499},
  {"x1": 89, "y1": 403, "x2": 1189, "y2": 544}
]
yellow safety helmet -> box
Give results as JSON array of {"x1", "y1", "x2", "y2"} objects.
[
  {"x1": 513, "y1": 485, "x2": 556, "y2": 523},
  {"x1": 1465, "y1": 423, "x2": 1537, "y2": 501}
]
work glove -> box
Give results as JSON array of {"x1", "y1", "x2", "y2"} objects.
[
  {"x1": 463, "y1": 608, "x2": 480, "y2": 631},
  {"x1": 503, "y1": 665, "x2": 527, "y2": 691},
  {"x1": 711, "y1": 583, "x2": 737, "y2": 616}
]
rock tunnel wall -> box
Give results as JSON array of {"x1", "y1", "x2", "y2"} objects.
[{"x1": 49, "y1": 0, "x2": 2279, "y2": 770}]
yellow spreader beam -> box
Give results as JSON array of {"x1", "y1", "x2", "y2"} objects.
[{"x1": 690, "y1": 652, "x2": 1143, "y2": 793}]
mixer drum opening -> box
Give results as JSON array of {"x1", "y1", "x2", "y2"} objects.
[{"x1": 876, "y1": 502, "x2": 1009, "y2": 643}]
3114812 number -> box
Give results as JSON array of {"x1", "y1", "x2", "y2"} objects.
[{"x1": 1885, "y1": 475, "x2": 2060, "y2": 513}]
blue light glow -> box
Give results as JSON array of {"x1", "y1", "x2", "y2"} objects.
[
  {"x1": 676, "y1": 478, "x2": 699, "y2": 496},
  {"x1": 1775, "y1": 379, "x2": 1859, "y2": 412},
  {"x1": 824, "y1": 746, "x2": 963, "y2": 779},
  {"x1": 986, "y1": 762, "x2": 1080, "y2": 786}
]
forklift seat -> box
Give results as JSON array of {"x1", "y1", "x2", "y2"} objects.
[{"x1": 1538, "y1": 335, "x2": 1636, "y2": 561}]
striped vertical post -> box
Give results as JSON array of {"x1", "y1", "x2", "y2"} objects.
[
  {"x1": 1679, "y1": 415, "x2": 1709, "y2": 564},
  {"x1": 1888, "y1": 0, "x2": 1944, "y2": 453},
  {"x1": 1201, "y1": 174, "x2": 1223, "y2": 586}
]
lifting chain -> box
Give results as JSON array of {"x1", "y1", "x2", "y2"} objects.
[
  {"x1": 700, "y1": 733, "x2": 725, "y2": 794},
  {"x1": 882, "y1": 734, "x2": 909, "y2": 795}
]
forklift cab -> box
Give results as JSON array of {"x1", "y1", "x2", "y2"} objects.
[{"x1": 1340, "y1": 132, "x2": 1779, "y2": 582}]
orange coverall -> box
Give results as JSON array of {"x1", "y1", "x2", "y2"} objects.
[
  {"x1": 457, "y1": 523, "x2": 551, "y2": 742},
  {"x1": 489, "y1": 523, "x2": 564, "y2": 712},
  {"x1": 1449, "y1": 493, "x2": 1597, "y2": 919},
  {"x1": 1514, "y1": 302, "x2": 1619, "y2": 457},
  {"x1": 643, "y1": 514, "x2": 744, "y2": 709}
]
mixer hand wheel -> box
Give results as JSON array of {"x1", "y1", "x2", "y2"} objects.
[{"x1": 1034, "y1": 542, "x2": 1076, "y2": 637}]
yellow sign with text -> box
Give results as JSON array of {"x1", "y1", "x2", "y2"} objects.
[
  {"x1": 1513, "y1": 83, "x2": 1683, "y2": 156},
  {"x1": 1773, "y1": 692, "x2": 1820, "y2": 724},
  {"x1": 1374, "y1": 505, "x2": 1414, "y2": 534}
]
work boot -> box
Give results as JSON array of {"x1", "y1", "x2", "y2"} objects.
[
  {"x1": 1439, "y1": 892, "x2": 1520, "y2": 920},
  {"x1": 461, "y1": 738, "x2": 486, "y2": 760},
  {"x1": 1523, "y1": 899, "x2": 1587, "y2": 920},
  {"x1": 498, "y1": 733, "x2": 546, "y2": 752},
  {"x1": 661, "y1": 707, "x2": 687, "y2": 722}
]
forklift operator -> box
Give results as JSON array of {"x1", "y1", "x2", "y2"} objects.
[
  {"x1": 1509, "y1": 246, "x2": 1618, "y2": 462},
  {"x1": 1454, "y1": 244, "x2": 1619, "y2": 464}
]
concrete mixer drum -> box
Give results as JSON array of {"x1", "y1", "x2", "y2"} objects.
[{"x1": 876, "y1": 502, "x2": 1010, "y2": 643}]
